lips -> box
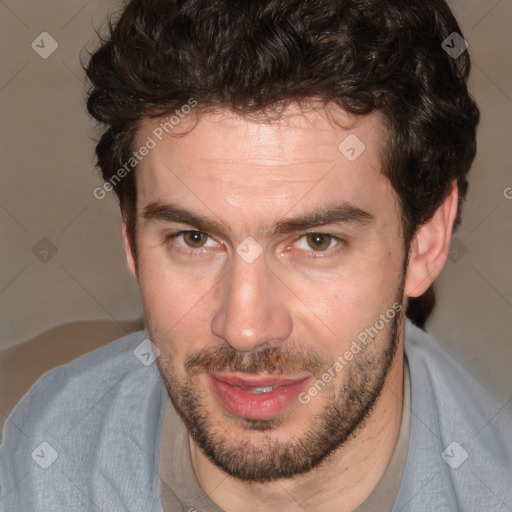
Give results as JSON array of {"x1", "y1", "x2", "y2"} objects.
[
  {"x1": 212, "y1": 373, "x2": 311, "y2": 389},
  {"x1": 207, "y1": 372, "x2": 314, "y2": 420}
]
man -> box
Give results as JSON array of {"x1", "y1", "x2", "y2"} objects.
[{"x1": 1, "y1": 0, "x2": 511, "y2": 511}]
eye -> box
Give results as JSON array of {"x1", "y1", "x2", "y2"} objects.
[
  {"x1": 165, "y1": 230, "x2": 218, "y2": 251},
  {"x1": 295, "y1": 233, "x2": 342, "y2": 253}
]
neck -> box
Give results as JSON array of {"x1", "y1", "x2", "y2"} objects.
[{"x1": 189, "y1": 334, "x2": 405, "y2": 512}]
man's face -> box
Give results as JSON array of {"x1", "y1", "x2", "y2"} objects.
[{"x1": 131, "y1": 104, "x2": 407, "y2": 482}]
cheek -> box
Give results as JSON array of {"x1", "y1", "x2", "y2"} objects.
[
  {"x1": 288, "y1": 251, "x2": 402, "y2": 351},
  {"x1": 138, "y1": 241, "x2": 212, "y2": 312},
  {"x1": 137, "y1": 247, "x2": 223, "y2": 357}
]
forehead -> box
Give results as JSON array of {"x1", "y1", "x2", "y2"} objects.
[
  {"x1": 132, "y1": 103, "x2": 397, "y2": 234},
  {"x1": 136, "y1": 102, "x2": 386, "y2": 166}
]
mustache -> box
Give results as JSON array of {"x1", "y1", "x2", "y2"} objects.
[{"x1": 184, "y1": 344, "x2": 330, "y2": 378}]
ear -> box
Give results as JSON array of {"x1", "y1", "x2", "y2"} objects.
[
  {"x1": 122, "y1": 222, "x2": 138, "y2": 281},
  {"x1": 404, "y1": 180, "x2": 458, "y2": 298}
]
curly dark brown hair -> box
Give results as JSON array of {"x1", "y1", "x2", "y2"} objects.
[{"x1": 83, "y1": 0, "x2": 479, "y2": 327}]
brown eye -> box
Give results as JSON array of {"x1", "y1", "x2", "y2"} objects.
[
  {"x1": 182, "y1": 231, "x2": 209, "y2": 248},
  {"x1": 305, "y1": 233, "x2": 333, "y2": 251}
]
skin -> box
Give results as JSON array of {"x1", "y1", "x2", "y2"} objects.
[{"x1": 123, "y1": 102, "x2": 458, "y2": 511}]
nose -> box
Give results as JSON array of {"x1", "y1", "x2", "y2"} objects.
[{"x1": 211, "y1": 252, "x2": 293, "y2": 353}]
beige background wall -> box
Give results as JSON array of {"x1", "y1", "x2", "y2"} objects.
[
  {"x1": 0, "y1": 0, "x2": 511, "y2": 398},
  {"x1": 0, "y1": 0, "x2": 143, "y2": 349}
]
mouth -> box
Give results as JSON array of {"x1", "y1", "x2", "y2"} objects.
[{"x1": 207, "y1": 372, "x2": 314, "y2": 420}]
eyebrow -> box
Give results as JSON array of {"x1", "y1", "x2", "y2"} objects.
[{"x1": 141, "y1": 201, "x2": 375, "y2": 237}]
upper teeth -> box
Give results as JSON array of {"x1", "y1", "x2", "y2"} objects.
[{"x1": 250, "y1": 386, "x2": 274, "y2": 394}]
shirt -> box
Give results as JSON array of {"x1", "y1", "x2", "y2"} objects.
[{"x1": 1, "y1": 319, "x2": 511, "y2": 511}]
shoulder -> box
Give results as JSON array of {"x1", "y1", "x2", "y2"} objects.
[
  {"x1": 0, "y1": 329, "x2": 167, "y2": 511},
  {"x1": 404, "y1": 319, "x2": 511, "y2": 436},
  {"x1": 1, "y1": 329, "x2": 154, "y2": 439},
  {"x1": 401, "y1": 319, "x2": 512, "y2": 510}
]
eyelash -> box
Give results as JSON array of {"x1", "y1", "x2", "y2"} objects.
[{"x1": 164, "y1": 230, "x2": 345, "y2": 259}]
